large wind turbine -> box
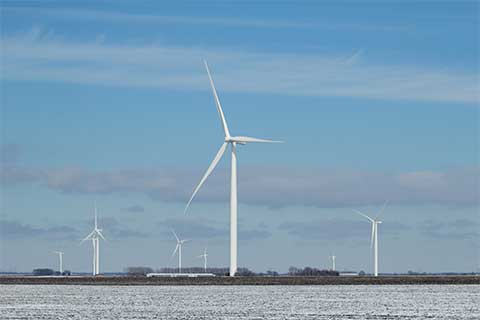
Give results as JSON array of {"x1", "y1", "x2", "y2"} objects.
[
  {"x1": 53, "y1": 251, "x2": 64, "y2": 274},
  {"x1": 81, "y1": 204, "x2": 106, "y2": 276},
  {"x1": 354, "y1": 202, "x2": 387, "y2": 277},
  {"x1": 185, "y1": 60, "x2": 281, "y2": 277},
  {"x1": 171, "y1": 229, "x2": 189, "y2": 273},
  {"x1": 197, "y1": 248, "x2": 208, "y2": 272}
]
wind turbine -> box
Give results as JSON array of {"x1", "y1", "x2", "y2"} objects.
[
  {"x1": 81, "y1": 204, "x2": 106, "y2": 276},
  {"x1": 197, "y1": 248, "x2": 208, "y2": 273},
  {"x1": 171, "y1": 229, "x2": 189, "y2": 273},
  {"x1": 185, "y1": 60, "x2": 282, "y2": 277},
  {"x1": 353, "y1": 202, "x2": 388, "y2": 277},
  {"x1": 53, "y1": 251, "x2": 64, "y2": 274}
]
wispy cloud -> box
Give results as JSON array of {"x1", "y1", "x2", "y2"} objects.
[
  {"x1": 2, "y1": 27, "x2": 478, "y2": 103},
  {"x1": 158, "y1": 218, "x2": 270, "y2": 241},
  {"x1": 0, "y1": 143, "x2": 21, "y2": 164},
  {"x1": 420, "y1": 218, "x2": 480, "y2": 240},
  {"x1": 3, "y1": 7, "x2": 409, "y2": 31},
  {"x1": 2, "y1": 152, "x2": 478, "y2": 208},
  {"x1": 344, "y1": 49, "x2": 365, "y2": 65},
  {"x1": 278, "y1": 219, "x2": 409, "y2": 241},
  {"x1": 122, "y1": 205, "x2": 145, "y2": 213},
  {"x1": 0, "y1": 219, "x2": 78, "y2": 240},
  {"x1": 80, "y1": 216, "x2": 150, "y2": 240},
  {"x1": 0, "y1": 216, "x2": 150, "y2": 240}
]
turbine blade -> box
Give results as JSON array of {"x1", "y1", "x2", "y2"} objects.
[
  {"x1": 184, "y1": 142, "x2": 228, "y2": 214},
  {"x1": 96, "y1": 230, "x2": 106, "y2": 241},
  {"x1": 353, "y1": 209, "x2": 375, "y2": 222},
  {"x1": 81, "y1": 230, "x2": 96, "y2": 242},
  {"x1": 370, "y1": 223, "x2": 375, "y2": 249},
  {"x1": 204, "y1": 60, "x2": 230, "y2": 137},
  {"x1": 171, "y1": 244, "x2": 179, "y2": 258},
  {"x1": 232, "y1": 136, "x2": 283, "y2": 143},
  {"x1": 94, "y1": 202, "x2": 98, "y2": 230},
  {"x1": 171, "y1": 229, "x2": 180, "y2": 242},
  {"x1": 376, "y1": 200, "x2": 389, "y2": 220}
]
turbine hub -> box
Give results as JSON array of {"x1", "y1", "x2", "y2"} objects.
[{"x1": 225, "y1": 137, "x2": 247, "y2": 145}]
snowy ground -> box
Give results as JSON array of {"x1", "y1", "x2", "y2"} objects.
[{"x1": 1, "y1": 285, "x2": 479, "y2": 319}]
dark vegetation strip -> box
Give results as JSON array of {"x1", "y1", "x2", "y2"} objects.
[{"x1": 0, "y1": 276, "x2": 479, "y2": 286}]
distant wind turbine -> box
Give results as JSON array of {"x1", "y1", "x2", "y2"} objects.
[
  {"x1": 171, "y1": 229, "x2": 189, "y2": 273},
  {"x1": 197, "y1": 248, "x2": 208, "y2": 272},
  {"x1": 353, "y1": 201, "x2": 388, "y2": 277},
  {"x1": 53, "y1": 251, "x2": 64, "y2": 274},
  {"x1": 81, "y1": 204, "x2": 106, "y2": 276},
  {"x1": 185, "y1": 60, "x2": 282, "y2": 277}
]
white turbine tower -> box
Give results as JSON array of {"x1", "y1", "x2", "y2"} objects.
[
  {"x1": 330, "y1": 254, "x2": 336, "y2": 271},
  {"x1": 81, "y1": 204, "x2": 106, "y2": 276},
  {"x1": 185, "y1": 60, "x2": 282, "y2": 277},
  {"x1": 354, "y1": 202, "x2": 388, "y2": 277},
  {"x1": 197, "y1": 248, "x2": 208, "y2": 272},
  {"x1": 171, "y1": 229, "x2": 189, "y2": 273},
  {"x1": 53, "y1": 251, "x2": 64, "y2": 274}
]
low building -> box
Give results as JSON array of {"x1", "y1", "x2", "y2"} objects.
[
  {"x1": 146, "y1": 273, "x2": 215, "y2": 278},
  {"x1": 339, "y1": 271, "x2": 359, "y2": 276}
]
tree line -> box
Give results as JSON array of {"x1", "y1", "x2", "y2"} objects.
[
  {"x1": 124, "y1": 266, "x2": 339, "y2": 276},
  {"x1": 124, "y1": 266, "x2": 255, "y2": 276},
  {"x1": 32, "y1": 268, "x2": 71, "y2": 276},
  {"x1": 288, "y1": 266, "x2": 339, "y2": 276}
]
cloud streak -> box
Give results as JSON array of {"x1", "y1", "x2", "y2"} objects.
[
  {"x1": 0, "y1": 217, "x2": 150, "y2": 240},
  {"x1": 3, "y1": 7, "x2": 410, "y2": 31},
  {"x1": 79, "y1": 215, "x2": 151, "y2": 240},
  {"x1": 420, "y1": 219, "x2": 479, "y2": 240},
  {"x1": 0, "y1": 144, "x2": 21, "y2": 164},
  {"x1": 158, "y1": 218, "x2": 270, "y2": 241},
  {"x1": 122, "y1": 205, "x2": 145, "y2": 213},
  {"x1": 2, "y1": 28, "x2": 478, "y2": 103},
  {"x1": 2, "y1": 159, "x2": 478, "y2": 208},
  {"x1": 0, "y1": 219, "x2": 78, "y2": 240},
  {"x1": 278, "y1": 219, "x2": 409, "y2": 241}
]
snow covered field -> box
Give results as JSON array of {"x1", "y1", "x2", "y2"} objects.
[{"x1": 1, "y1": 284, "x2": 478, "y2": 319}]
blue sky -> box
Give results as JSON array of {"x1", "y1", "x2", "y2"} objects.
[{"x1": 1, "y1": 1, "x2": 479, "y2": 274}]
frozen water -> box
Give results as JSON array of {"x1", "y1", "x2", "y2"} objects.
[{"x1": 1, "y1": 284, "x2": 478, "y2": 319}]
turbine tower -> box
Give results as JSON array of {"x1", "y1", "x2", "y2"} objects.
[
  {"x1": 197, "y1": 248, "x2": 208, "y2": 272},
  {"x1": 53, "y1": 251, "x2": 64, "y2": 274},
  {"x1": 81, "y1": 204, "x2": 106, "y2": 276},
  {"x1": 330, "y1": 254, "x2": 336, "y2": 271},
  {"x1": 185, "y1": 60, "x2": 281, "y2": 277},
  {"x1": 354, "y1": 202, "x2": 387, "y2": 277},
  {"x1": 171, "y1": 229, "x2": 189, "y2": 273}
]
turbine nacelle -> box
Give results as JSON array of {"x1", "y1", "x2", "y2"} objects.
[
  {"x1": 225, "y1": 137, "x2": 246, "y2": 145},
  {"x1": 226, "y1": 136, "x2": 282, "y2": 144}
]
